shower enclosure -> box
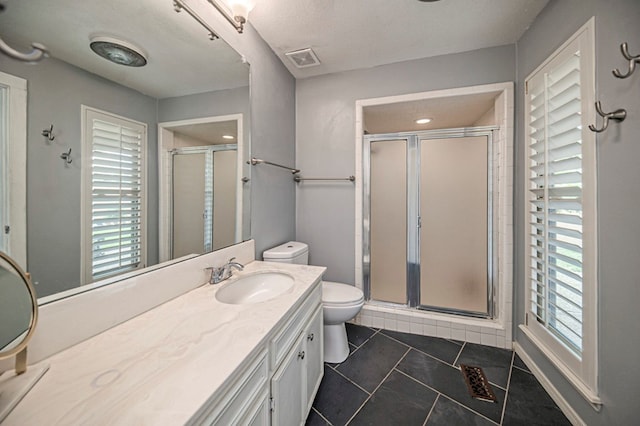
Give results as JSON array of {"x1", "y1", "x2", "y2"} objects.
[
  {"x1": 171, "y1": 145, "x2": 237, "y2": 258},
  {"x1": 363, "y1": 127, "x2": 497, "y2": 318}
]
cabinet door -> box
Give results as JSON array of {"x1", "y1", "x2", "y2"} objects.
[
  {"x1": 271, "y1": 333, "x2": 305, "y2": 426},
  {"x1": 304, "y1": 307, "x2": 324, "y2": 413}
]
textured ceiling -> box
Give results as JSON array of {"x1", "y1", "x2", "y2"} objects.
[{"x1": 249, "y1": 0, "x2": 549, "y2": 78}]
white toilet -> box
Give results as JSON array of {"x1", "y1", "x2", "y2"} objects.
[{"x1": 263, "y1": 241, "x2": 364, "y2": 363}]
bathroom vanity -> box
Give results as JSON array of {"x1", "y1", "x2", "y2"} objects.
[{"x1": 4, "y1": 261, "x2": 325, "y2": 425}]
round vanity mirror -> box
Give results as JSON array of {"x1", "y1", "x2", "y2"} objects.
[{"x1": 0, "y1": 251, "x2": 37, "y2": 361}]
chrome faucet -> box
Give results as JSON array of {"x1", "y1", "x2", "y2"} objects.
[{"x1": 206, "y1": 257, "x2": 244, "y2": 284}]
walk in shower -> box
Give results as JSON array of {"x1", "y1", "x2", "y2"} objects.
[
  {"x1": 363, "y1": 126, "x2": 498, "y2": 318},
  {"x1": 171, "y1": 145, "x2": 237, "y2": 258}
]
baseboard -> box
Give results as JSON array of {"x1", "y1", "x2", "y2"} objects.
[{"x1": 513, "y1": 341, "x2": 586, "y2": 426}]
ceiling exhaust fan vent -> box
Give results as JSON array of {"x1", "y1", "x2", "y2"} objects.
[{"x1": 285, "y1": 47, "x2": 320, "y2": 68}]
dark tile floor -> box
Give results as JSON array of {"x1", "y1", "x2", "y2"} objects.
[{"x1": 307, "y1": 324, "x2": 571, "y2": 426}]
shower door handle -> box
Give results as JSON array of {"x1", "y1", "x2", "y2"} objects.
[{"x1": 418, "y1": 216, "x2": 422, "y2": 229}]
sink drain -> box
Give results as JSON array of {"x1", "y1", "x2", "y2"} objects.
[{"x1": 460, "y1": 364, "x2": 497, "y2": 402}]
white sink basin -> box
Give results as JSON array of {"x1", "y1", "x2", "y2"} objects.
[{"x1": 215, "y1": 272, "x2": 295, "y2": 304}]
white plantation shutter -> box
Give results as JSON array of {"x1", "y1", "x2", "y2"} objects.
[
  {"x1": 523, "y1": 18, "x2": 598, "y2": 401},
  {"x1": 82, "y1": 107, "x2": 146, "y2": 283},
  {"x1": 528, "y1": 50, "x2": 584, "y2": 354}
]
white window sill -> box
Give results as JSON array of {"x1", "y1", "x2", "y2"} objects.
[{"x1": 519, "y1": 324, "x2": 601, "y2": 409}]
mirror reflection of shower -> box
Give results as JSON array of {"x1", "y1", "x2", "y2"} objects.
[{"x1": 158, "y1": 116, "x2": 245, "y2": 261}]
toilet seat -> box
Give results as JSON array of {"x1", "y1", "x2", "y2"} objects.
[{"x1": 322, "y1": 281, "x2": 364, "y2": 306}]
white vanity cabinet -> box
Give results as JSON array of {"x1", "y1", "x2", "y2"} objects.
[
  {"x1": 199, "y1": 280, "x2": 323, "y2": 426},
  {"x1": 303, "y1": 306, "x2": 323, "y2": 413},
  {"x1": 271, "y1": 306, "x2": 323, "y2": 426},
  {"x1": 191, "y1": 351, "x2": 270, "y2": 425}
]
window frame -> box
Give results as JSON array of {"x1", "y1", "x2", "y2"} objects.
[
  {"x1": 0, "y1": 71, "x2": 27, "y2": 268},
  {"x1": 81, "y1": 105, "x2": 148, "y2": 285},
  {"x1": 521, "y1": 17, "x2": 599, "y2": 404}
]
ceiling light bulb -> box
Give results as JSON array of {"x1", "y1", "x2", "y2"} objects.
[
  {"x1": 223, "y1": 135, "x2": 235, "y2": 140},
  {"x1": 416, "y1": 118, "x2": 432, "y2": 124},
  {"x1": 225, "y1": 0, "x2": 256, "y2": 22}
]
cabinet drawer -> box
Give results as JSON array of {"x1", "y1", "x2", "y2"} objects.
[
  {"x1": 239, "y1": 388, "x2": 270, "y2": 426},
  {"x1": 270, "y1": 282, "x2": 321, "y2": 369},
  {"x1": 191, "y1": 350, "x2": 268, "y2": 425}
]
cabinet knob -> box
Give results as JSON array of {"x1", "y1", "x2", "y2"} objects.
[
  {"x1": 307, "y1": 333, "x2": 314, "y2": 341},
  {"x1": 298, "y1": 350, "x2": 305, "y2": 360}
]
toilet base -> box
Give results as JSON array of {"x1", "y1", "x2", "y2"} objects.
[{"x1": 324, "y1": 323, "x2": 350, "y2": 363}]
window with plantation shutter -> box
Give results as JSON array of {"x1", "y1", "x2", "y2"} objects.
[
  {"x1": 82, "y1": 107, "x2": 147, "y2": 284},
  {"x1": 523, "y1": 18, "x2": 599, "y2": 402}
]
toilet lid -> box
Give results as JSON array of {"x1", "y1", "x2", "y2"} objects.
[{"x1": 322, "y1": 281, "x2": 364, "y2": 305}]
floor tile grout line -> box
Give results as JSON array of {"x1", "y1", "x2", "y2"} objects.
[
  {"x1": 512, "y1": 364, "x2": 532, "y2": 375},
  {"x1": 346, "y1": 327, "x2": 380, "y2": 354},
  {"x1": 452, "y1": 341, "x2": 466, "y2": 367},
  {"x1": 393, "y1": 366, "x2": 499, "y2": 426},
  {"x1": 344, "y1": 347, "x2": 412, "y2": 426},
  {"x1": 325, "y1": 327, "x2": 384, "y2": 395},
  {"x1": 498, "y1": 351, "x2": 516, "y2": 425},
  {"x1": 422, "y1": 394, "x2": 440, "y2": 426},
  {"x1": 376, "y1": 332, "x2": 462, "y2": 368},
  {"x1": 329, "y1": 365, "x2": 372, "y2": 396},
  {"x1": 437, "y1": 392, "x2": 501, "y2": 426},
  {"x1": 311, "y1": 407, "x2": 333, "y2": 426}
]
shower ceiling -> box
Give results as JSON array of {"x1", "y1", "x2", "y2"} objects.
[{"x1": 363, "y1": 91, "x2": 500, "y2": 134}]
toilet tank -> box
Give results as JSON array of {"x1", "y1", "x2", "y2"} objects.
[{"x1": 263, "y1": 241, "x2": 309, "y2": 265}]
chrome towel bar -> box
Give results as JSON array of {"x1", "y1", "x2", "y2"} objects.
[
  {"x1": 294, "y1": 176, "x2": 355, "y2": 183},
  {"x1": 248, "y1": 157, "x2": 300, "y2": 174}
]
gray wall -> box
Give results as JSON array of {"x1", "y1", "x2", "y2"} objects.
[
  {"x1": 197, "y1": 6, "x2": 297, "y2": 258},
  {"x1": 295, "y1": 45, "x2": 515, "y2": 283},
  {"x1": 514, "y1": 1, "x2": 640, "y2": 424},
  {"x1": 157, "y1": 85, "x2": 250, "y2": 123},
  {"x1": 0, "y1": 56, "x2": 158, "y2": 297}
]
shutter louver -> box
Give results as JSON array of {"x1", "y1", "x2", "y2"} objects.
[
  {"x1": 527, "y1": 50, "x2": 583, "y2": 355},
  {"x1": 91, "y1": 118, "x2": 144, "y2": 280}
]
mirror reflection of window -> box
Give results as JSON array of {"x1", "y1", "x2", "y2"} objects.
[{"x1": 81, "y1": 106, "x2": 147, "y2": 285}]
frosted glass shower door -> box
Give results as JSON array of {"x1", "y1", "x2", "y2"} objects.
[
  {"x1": 172, "y1": 153, "x2": 206, "y2": 258},
  {"x1": 419, "y1": 136, "x2": 488, "y2": 314},
  {"x1": 369, "y1": 139, "x2": 407, "y2": 304}
]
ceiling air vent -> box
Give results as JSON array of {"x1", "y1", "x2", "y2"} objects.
[{"x1": 285, "y1": 48, "x2": 320, "y2": 68}]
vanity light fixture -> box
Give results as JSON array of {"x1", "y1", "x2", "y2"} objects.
[
  {"x1": 222, "y1": 134, "x2": 235, "y2": 140},
  {"x1": 416, "y1": 118, "x2": 432, "y2": 124},
  {"x1": 208, "y1": 0, "x2": 256, "y2": 34},
  {"x1": 89, "y1": 36, "x2": 147, "y2": 67}
]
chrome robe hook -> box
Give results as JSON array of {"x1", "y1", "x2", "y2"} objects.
[
  {"x1": 612, "y1": 42, "x2": 640, "y2": 79},
  {"x1": 60, "y1": 148, "x2": 72, "y2": 164},
  {"x1": 42, "y1": 124, "x2": 55, "y2": 141},
  {"x1": 588, "y1": 101, "x2": 626, "y2": 133}
]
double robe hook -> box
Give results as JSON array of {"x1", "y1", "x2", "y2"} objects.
[
  {"x1": 42, "y1": 124, "x2": 55, "y2": 141},
  {"x1": 612, "y1": 42, "x2": 640, "y2": 79},
  {"x1": 588, "y1": 101, "x2": 626, "y2": 133}
]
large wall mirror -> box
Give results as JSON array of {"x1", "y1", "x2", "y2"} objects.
[{"x1": 0, "y1": 0, "x2": 250, "y2": 300}]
